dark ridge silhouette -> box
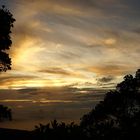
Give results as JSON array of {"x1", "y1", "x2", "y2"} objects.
[
  {"x1": 0, "y1": 5, "x2": 15, "y2": 72},
  {"x1": 0, "y1": 128, "x2": 34, "y2": 140}
]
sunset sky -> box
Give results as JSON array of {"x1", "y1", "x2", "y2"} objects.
[{"x1": 0, "y1": 0, "x2": 140, "y2": 130}]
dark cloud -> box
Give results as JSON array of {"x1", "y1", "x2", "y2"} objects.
[
  {"x1": 38, "y1": 67, "x2": 85, "y2": 78},
  {"x1": 17, "y1": 88, "x2": 39, "y2": 95},
  {"x1": 45, "y1": 0, "x2": 96, "y2": 9},
  {"x1": 0, "y1": 86, "x2": 106, "y2": 103},
  {"x1": 58, "y1": 51, "x2": 81, "y2": 60},
  {"x1": 0, "y1": 87, "x2": 106, "y2": 129},
  {"x1": 96, "y1": 76, "x2": 117, "y2": 89},
  {"x1": 39, "y1": 67, "x2": 71, "y2": 75},
  {"x1": 97, "y1": 76, "x2": 115, "y2": 83},
  {"x1": 132, "y1": 27, "x2": 140, "y2": 34}
]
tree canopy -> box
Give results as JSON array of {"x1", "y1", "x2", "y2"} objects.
[
  {"x1": 0, "y1": 5, "x2": 15, "y2": 72},
  {"x1": 80, "y1": 69, "x2": 140, "y2": 139},
  {"x1": 0, "y1": 6, "x2": 15, "y2": 122}
]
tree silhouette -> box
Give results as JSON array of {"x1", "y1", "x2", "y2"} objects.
[
  {"x1": 80, "y1": 69, "x2": 140, "y2": 140},
  {"x1": 0, "y1": 104, "x2": 12, "y2": 121},
  {"x1": 34, "y1": 120, "x2": 85, "y2": 139},
  {"x1": 0, "y1": 6, "x2": 15, "y2": 122},
  {"x1": 0, "y1": 5, "x2": 15, "y2": 72}
]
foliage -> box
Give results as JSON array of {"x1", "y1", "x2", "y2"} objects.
[
  {"x1": 0, "y1": 104, "x2": 12, "y2": 121},
  {"x1": 0, "y1": 6, "x2": 14, "y2": 122},
  {"x1": 0, "y1": 5, "x2": 15, "y2": 72},
  {"x1": 80, "y1": 69, "x2": 140, "y2": 140},
  {"x1": 33, "y1": 120, "x2": 85, "y2": 139}
]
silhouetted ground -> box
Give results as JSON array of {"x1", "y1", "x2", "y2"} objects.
[{"x1": 0, "y1": 128, "x2": 35, "y2": 140}]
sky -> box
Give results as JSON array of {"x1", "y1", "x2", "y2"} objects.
[{"x1": 0, "y1": 0, "x2": 140, "y2": 129}]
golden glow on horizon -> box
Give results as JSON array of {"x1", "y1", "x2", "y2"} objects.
[{"x1": 0, "y1": 99, "x2": 77, "y2": 103}]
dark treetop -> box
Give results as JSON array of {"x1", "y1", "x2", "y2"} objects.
[{"x1": 0, "y1": 5, "x2": 15, "y2": 72}]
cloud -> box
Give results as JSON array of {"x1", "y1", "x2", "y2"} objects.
[
  {"x1": 97, "y1": 75, "x2": 115, "y2": 83},
  {"x1": 103, "y1": 38, "x2": 117, "y2": 45},
  {"x1": 86, "y1": 64, "x2": 135, "y2": 76},
  {"x1": 3, "y1": 0, "x2": 140, "y2": 19},
  {"x1": 0, "y1": 74, "x2": 38, "y2": 88},
  {"x1": 38, "y1": 67, "x2": 85, "y2": 79},
  {"x1": 0, "y1": 86, "x2": 106, "y2": 129},
  {"x1": 17, "y1": 88, "x2": 39, "y2": 95},
  {"x1": 0, "y1": 85, "x2": 106, "y2": 102},
  {"x1": 0, "y1": 0, "x2": 140, "y2": 90},
  {"x1": 39, "y1": 67, "x2": 72, "y2": 75}
]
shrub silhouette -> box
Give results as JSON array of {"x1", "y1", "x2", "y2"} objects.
[
  {"x1": 34, "y1": 120, "x2": 85, "y2": 139},
  {"x1": 0, "y1": 104, "x2": 12, "y2": 121}
]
